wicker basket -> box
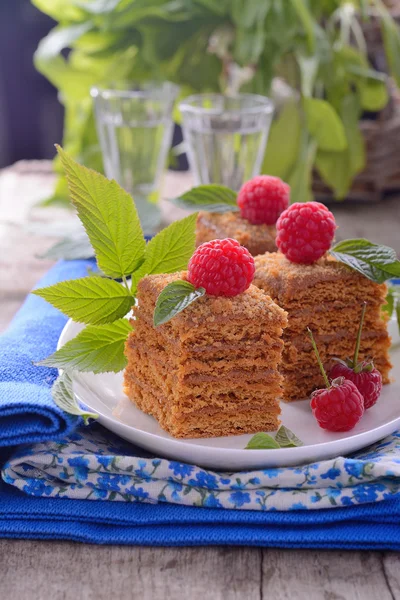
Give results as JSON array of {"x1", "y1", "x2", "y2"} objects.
[{"x1": 313, "y1": 88, "x2": 400, "y2": 203}]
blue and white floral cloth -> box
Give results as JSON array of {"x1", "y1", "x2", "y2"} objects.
[{"x1": 3, "y1": 425, "x2": 400, "y2": 511}]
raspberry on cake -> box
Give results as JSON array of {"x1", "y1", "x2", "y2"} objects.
[
  {"x1": 253, "y1": 252, "x2": 392, "y2": 402},
  {"x1": 123, "y1": 272, "x2": 288, "y2": 438},
  {"x1": 195, "y1": 175, "x2": 289, "y2": 256}
]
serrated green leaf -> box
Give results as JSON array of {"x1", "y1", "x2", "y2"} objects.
[
  {"x1": 304, "y1": 98, "x2": 347, "y2": 152},
  {"x1": 171, "y1": 185, "x2": 238, "y2": 213},
  {"x1": 331, "y1": 239, "x2": 400, "y2": 283},
  {"x1": 56, "y1": 146, "x2": 146, "y2": 279},
  {"x1": 132, "y1": 214, "x2": 197, "y2": 287},
  {"x1": 33, "y1": 276, "x2": 133, "y2": 325},
  {"x1": 245, "y1": 432, "x2": 280, "y2": 450},
  {"x1": 52, "y1": 371, "x2": 98, "y2": 424},
  {"x1": 154, "y1": 280, "x2": 205, "y2": 326},
  {"x1": 38, "y1": 231, "x2": 94, "y2": 261},
  {"x1": 38, "y1": 319, "x2": 132, "y2": 373},
  {"x1": 275, "y1": 425, "x2": 303, "y2": 448}
]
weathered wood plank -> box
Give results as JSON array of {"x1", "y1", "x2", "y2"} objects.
[
  {"x1": 0, "y1": 541, "x2": 261, "y2": 600},
  {"x1": 261, "y1": 550, "x2": 396, "y2": 600}
]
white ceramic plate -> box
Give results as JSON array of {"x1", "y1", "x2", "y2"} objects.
[{"x1": 58, "y1": 319, "x2": 400, "y2": 470}]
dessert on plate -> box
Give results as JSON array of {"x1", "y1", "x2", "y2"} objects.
[
  {"x1": 254, "y1": 202, "x2": 392, "y2": 402},
  {"x1": 196, "y1": 211, "x2": 277, "y2": 256},
  {"x1": 195, "y1": 175, "x2": 289, "y2": 256},
  {"x1": 124, "y1": 239, "x2": 288, "y2": 438}
]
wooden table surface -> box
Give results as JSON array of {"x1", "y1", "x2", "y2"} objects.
[{"x1": 1, "y1": 161, "x2": 400, "y2": 599}]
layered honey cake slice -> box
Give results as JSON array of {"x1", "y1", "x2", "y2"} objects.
[
  {"x1": 124, "y1": 271, "x2": 287, "y2": 438},
  {"x1": 196, "y1": 211, "x2": 277, "y2": 256},
  {"x1": 254, "y1": 252, "x2": 392, "y2": 402}
]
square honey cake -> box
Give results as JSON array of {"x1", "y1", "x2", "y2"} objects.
[
  {"x1": 254, "y1": 252, "x2": 392, "y2": 402},
  {"x1": 196, "y1": 211, "x2": 277, "y2": 256},
  {"x1": 124, "y1": 272, "x2": 288, "y2": 438}
]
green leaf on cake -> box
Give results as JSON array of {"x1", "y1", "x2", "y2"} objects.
[
  {"x1": 38, "y1": 319, "x2": 132, "y2": 373},
  {"x1": 131, "y1": 213, "x2": 197, "y2": 289},
  {"x1": 171, "y1": 185, "x2": 238, "y2": 213},
  {"x1": 154, "y1": 280, "x2": 205, "y2": 327},
  {"x1": 331, "y1": 239, "x2": 400, "y2": 284},
  {"x1": 275, "y1": 425, "x2": 304, "y2": 448},
  {"x1": 52, "y1": 371, "x2": 98, "y2": 424},
  {"x1": 245, "y1": 432, "x2": 281, "y2": 450},
  {"x1": 56, "y1": 145, "x2": 146, "y2": 279},
  {"x1": 33, "y1": 277, "x2": 134, "y2": 325}
]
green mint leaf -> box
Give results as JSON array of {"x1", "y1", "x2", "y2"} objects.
[
  {"x1": 154, "y1": 280, "x2": 205, "y2": 326},
  {"x1": 245, "y1": 432, "x2": 281, "y2": 450},
  {"x1": 38, "y1": 319, "x2": 132, "y2": 373},
  {"x1": 52, "y1": 371, "x2": 98, "y2": 425},
  {"x1": 275, "y1": 425, "x2": 304, "y2": 448},
  {"x1": 38, "y1": 231, "x2": 94, "y2": 261},
  {"x1": 331, "y1": 239, "x2": 400, "y2": 283},
  {"x1": 56, "y1": 145, "x2": 146, "y2": 279},
  {"x1": 171, "y1": 185, "x2": 238, "y2": 213},
  {"x1": 33, "y1": 276, "x2": 134, "y2": 325},
  {"x1": 132, "y1": 213, "x2": 197, "y2": 287}
]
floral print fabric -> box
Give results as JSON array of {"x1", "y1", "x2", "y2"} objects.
[{"x1": 3, "y1": 426, "x2": 400, "y2": 511}]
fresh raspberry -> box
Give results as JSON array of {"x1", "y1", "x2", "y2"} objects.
[
  {"x1": 237, "y1": 175, "x2": 290, "y2": 225},
  {"x1": 329, "y1": 302, "x2": 382, "y2": 409},
  {"x1": 187, "y1": 238, "x2": 255, "y2": 297},
  {"x1": 310, "y1": 378, "x2": 365, "y2": 432},
  {"x1": 329, "y1": 362, "x2": 382, "y2": 410},
  {"x1": 307, "y1": 327, "x2": 364, "y2": 432},
  {"x1": 276, "y1": 202, "x2": 336, "y2": 264}
]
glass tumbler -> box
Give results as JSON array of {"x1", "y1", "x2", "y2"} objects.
[
  {"x1": 179, "y1": 93, "x2": 274, "y2": 191},
  {"x1": 91, "y1": 81, "x2": 178, "y2": 232}
]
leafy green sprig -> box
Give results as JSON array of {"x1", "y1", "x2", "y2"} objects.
[
  {"x1": 246, "y1": 426, "x2": 303, "y2": 450},
  {"x1": 34, "y1": 146, "x2": 198, "y2": 416}
]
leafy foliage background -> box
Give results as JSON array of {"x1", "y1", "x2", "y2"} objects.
[{"x1": 33, "y1": 0, "x2": 400, "y2": 204}]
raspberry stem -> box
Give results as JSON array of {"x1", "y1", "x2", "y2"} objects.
[
  {"x1": 307, "y1": 328, "x2": 330, "y2": 389},
  {"x1": 353, "y1": 302, "x2": 367, "y2": 372}
]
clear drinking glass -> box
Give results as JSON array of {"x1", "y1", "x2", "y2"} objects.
[
  {"x1": 91, "y1": 81, "x2": 178, "y2": 232},
  {"x1": 179, "y1": 93, "x2": 274, "y2": 191}
]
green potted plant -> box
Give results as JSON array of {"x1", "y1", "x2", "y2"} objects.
[{"x1": 33, "y1": 0, "x2": 400, "y2": 205}]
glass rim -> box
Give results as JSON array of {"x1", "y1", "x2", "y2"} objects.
[
  {"x1": 179, "y1": 93, "x2": 274, "y2": 116},
  {"x1": 90, "y1": 81, "x2": 179, "y2": 100}
]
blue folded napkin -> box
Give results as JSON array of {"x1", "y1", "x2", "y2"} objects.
[
  {"x1": 3, "y1": 424, "x2": 400, "y2": 511},
  {"x1": 1, "y1": 259, "x2": 400, "y2": 549},
  {"x1": 0, "y1": 260, "x2": 90, "y2": 446}
]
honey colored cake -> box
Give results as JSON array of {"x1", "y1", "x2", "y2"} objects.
[
  {"x1": 254, "y1": 252, "x2": 392, "y2": 402},
  {"x1": 196, "y1": 211, "x2": 277, "y2": 256},
  {"x1": 124, "y1": 272, "x2": 288, "y2": 438}
]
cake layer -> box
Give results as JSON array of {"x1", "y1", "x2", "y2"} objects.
[
  {"x1": 123, "y1": 271, "x2": 287, "y2": 437},
  {"x1": 253, "y1": 252, "x2": 392, "y2": 402},
  {"x1": 196, "y1": 211, "x2": 277, "y2": 256},
  {"x1": 128, "y1": 318, "x2": 284, "y2": 369},
  {"x1": 125, "y1": 346, "x2": 283, "y2": 412},
  {"x1": 125, "y1": 378, "x2": 280, "y2": 437},
  {"x1": 254, "y1": 253, "x2": 388, "y2": 305}
]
